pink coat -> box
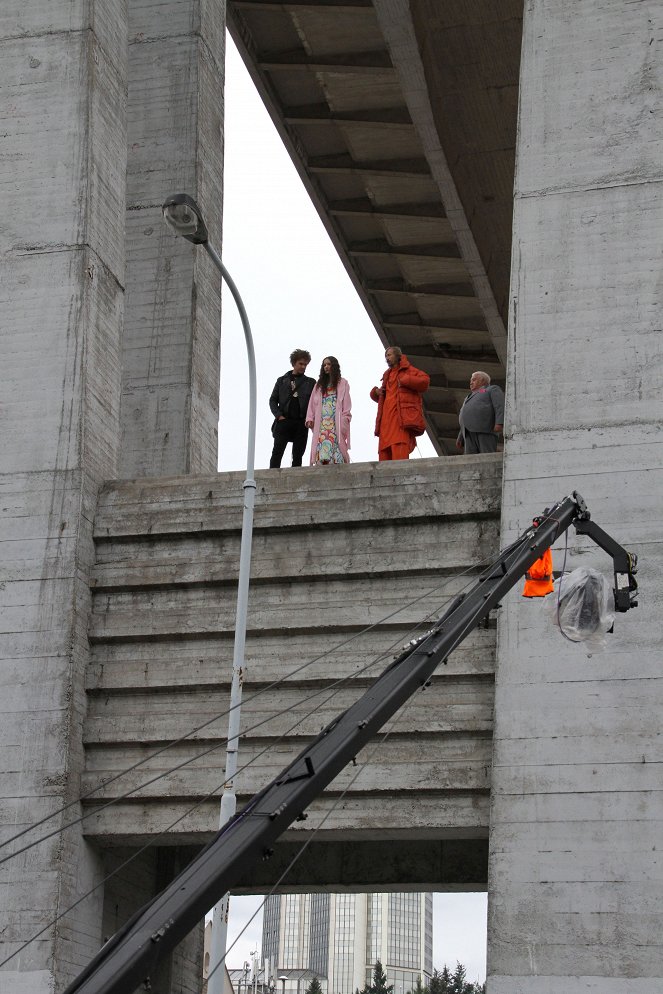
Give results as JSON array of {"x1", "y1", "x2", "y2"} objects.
[{"x1": 305, "y1": 378, "x2": 352, "y2": 464}]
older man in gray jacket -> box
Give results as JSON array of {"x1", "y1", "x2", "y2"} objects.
[{"x1": 456, "y1": 371, "x2": 504, "y2": 454}]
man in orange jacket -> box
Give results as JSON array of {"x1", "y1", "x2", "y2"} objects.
[{"x1": 370, "y1": 347, "x2": 430, "y2": 460}]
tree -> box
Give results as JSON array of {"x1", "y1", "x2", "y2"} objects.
[
  {"x1": 428, "y1": 968, "x2": 447, "y2": 994},
  {"x1": 428, "y1": 964, "x2": 484, "y2": 994},
  {"x1": 360, "y1": 961, "x2": 394, "y2": 994},
  {"x1": 305, "y1": 979, "x2": 323, "y2": 994}
]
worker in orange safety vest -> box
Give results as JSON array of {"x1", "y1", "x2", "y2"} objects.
[{"x1": 522, "y1": 546, "x2": 554, "y2": 597}]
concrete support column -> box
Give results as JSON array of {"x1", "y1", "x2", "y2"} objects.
[
  {"x1": 102, "y1": 847, "x2": 204, "y2": 994},
  {"x1": 488, "y1": 2, "x2": 663, "y2": 992},
  {"x1": 0, "y1": 1, "x2": 126, "y2": 990},
  {"x1": 121, "y1": 0, "x2": 225, "y2": 478}
]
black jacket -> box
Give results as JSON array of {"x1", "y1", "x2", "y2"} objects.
[{"x1": 269, "y1": 370, "x2": 316, "y2": 421}]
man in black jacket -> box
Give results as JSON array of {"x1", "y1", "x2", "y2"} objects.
[{"x1": 269, "y1": 349, "x2": 315, "y2": 468}]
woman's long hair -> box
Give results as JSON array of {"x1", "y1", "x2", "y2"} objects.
[{"x1": 316, "y1": 356, "x2": 341, "y2": 392}]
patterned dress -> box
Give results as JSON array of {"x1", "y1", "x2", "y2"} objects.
[{"x1": 315, "y1": 389, "x2": 345, "y2": 464}]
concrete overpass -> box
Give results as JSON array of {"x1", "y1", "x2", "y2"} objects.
[{"x1": 1, "y1": 1, "x2": 662, "y2": 993}]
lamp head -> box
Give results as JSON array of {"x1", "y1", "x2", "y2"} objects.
[{"x1": 162, "y1": 193, "x2": 208, "y2": 244}]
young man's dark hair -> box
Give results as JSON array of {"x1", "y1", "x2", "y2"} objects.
[
  {"x1": 269, "y1": 350, "x2": 316, "y2": 468},
  {"x1": 289, "y1": 348, "x2": 311, "y2": 366}
]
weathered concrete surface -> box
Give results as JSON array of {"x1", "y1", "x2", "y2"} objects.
[
  {"x1": 407, "y1": 0, "x2": 522, "y2": 329},
  {"x1": 373, "y1": 0, "x2": 517, "y2": 359},
  {"x1": 101, "y1": 846, "x2": 204, "y2": 993},
  {"x1": 83, "y1": 456, "x2": 501, "y2": 888},
  {"x1": 0, "y1": 2, "x2": 126, "y2": 990},
  {"x1": 488, "y1": 2, "x2": 663, "y2": 991},
  {"x1": 120, "y1": 0, "x2": 224, "y2": 478},
  {"x1": 231, "y1": 839, "x2": 488, "y2": 894}
]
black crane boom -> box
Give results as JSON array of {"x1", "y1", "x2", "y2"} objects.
[{"x1": 63, "y1": 492, "x2": 637, "y2": 994}]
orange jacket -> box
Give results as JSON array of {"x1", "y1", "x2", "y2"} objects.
[
  {"x1": 370, "y1": 355, "x2": 429, "y2": 437},
  {"x1": 522, "y1": 548, "x2": 554, "y2": 597}
]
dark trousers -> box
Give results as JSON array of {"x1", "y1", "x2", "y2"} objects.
[
  {"x1": 270, "y1": 418, "x2": 309, "y2": 468},
  {"x1": 463, "y1": 429, "x2": 498, "y2": 454}
]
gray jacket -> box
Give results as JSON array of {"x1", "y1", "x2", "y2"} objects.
[{"x1": 458, "y1": 384, "x2": 504, "y2": 440}]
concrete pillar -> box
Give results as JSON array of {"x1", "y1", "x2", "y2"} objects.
[
  {"x1": 488, "y1": 2, "x2": 663, "y2": 992},
  {"x1": 102, "y1": 847, "x2": 204, "y2": 994},
  {"x1": 0, "y1": 1, "x2": 126, "y2": 990},
  {"x1": 120, "y1": 0, "x2": 225, "y2": 478}
]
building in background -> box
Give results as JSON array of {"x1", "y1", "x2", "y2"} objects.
[{"x1": 262, "y1": 893, "x2": 432, "y2": 994}]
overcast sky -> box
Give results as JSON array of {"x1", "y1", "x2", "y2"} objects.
[{"x1": 219, "y1": 36, "x2": 486, "y2": 986}]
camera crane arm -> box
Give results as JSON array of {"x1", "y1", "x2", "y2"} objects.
[{"x1": 63, "y1": 492, "x2": 636, "y2": 994}]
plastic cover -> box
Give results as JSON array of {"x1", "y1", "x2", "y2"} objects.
[{"x1": 546, "y1": 567, "x2": 615, "y2": 646}]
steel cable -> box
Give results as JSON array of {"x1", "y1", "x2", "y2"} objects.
[{"x1": 0, "y1": 551, "x2": 499, "y2": 864}]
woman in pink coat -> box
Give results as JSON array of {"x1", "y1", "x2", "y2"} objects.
[{"x1": 305, "y1": 356, "x2": 352, "y2": 464}]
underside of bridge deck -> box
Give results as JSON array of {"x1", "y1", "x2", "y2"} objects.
[{"x1": 227, "y1": 0, "x2": 522, "y2": 453}]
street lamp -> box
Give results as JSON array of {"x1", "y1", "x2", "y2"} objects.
[
  {"x1": 238, "y1": 960, "x2": 251, "y2": 994},
  {"x1": 162, "y1": 193, "x2": 257, "y2": 994},
  {"x1": 250, "y1": 950, "x2": 259, "y2": 994},
  {"x1": 279, "y1": 975, "x2": 288, "y2": 994}
]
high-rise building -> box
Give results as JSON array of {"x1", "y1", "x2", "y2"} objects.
[{"x1": 262, "y1": 893, "x2": 432, "y2": 994}]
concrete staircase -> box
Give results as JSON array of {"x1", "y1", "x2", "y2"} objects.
[{"x1": 83, "y1": 455, "x2": 501, "y2": 889}]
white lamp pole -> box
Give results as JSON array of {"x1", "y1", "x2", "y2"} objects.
[{"x1": 162, "y1": 193, "x2": 257, "y2": 994}]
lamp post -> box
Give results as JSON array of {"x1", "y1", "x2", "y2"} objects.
[
  {"x1": 238, "y1": 960, "x2": 251, "y2": 994},
  {"x1": 250, "y1": 949, "x2": 259, "y2": 994},
  {"x1": 279, "y1": 975, "x2": 288, "y2": 994},
  {"x1": 162, "y1": 193, "x2": 257, "y2": 994}
]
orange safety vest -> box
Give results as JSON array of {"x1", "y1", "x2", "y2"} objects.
[{"x1": 522, "y1": 547, "x2": 554, "y2": 597}]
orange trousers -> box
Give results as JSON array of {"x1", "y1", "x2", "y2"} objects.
[{"x1": 378, "y1": 443, "x2": 411, "y2": 461}]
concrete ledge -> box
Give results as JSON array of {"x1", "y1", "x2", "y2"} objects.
[{"x1": 94, "y1": 453, "x2": 502, "y2": 535}]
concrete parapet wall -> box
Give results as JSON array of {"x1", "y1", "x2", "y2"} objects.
[{"x1": 83, "y1": 455, "x2": 501, "y2": 888}]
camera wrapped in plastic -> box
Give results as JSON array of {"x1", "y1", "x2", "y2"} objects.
[{"x1": 547, "y1": 567, "x2": 615, "y2": 646}]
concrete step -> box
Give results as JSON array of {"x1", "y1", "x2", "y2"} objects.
[{"x1": 86, "y1": 627, "x2": 496, "y2": 691}]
